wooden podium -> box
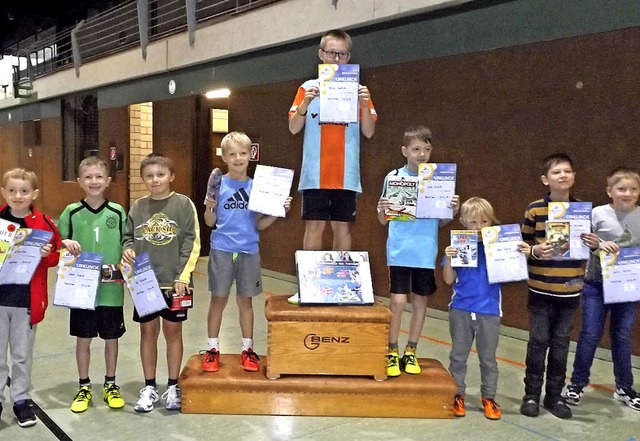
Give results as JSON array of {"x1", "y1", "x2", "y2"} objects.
[
  {"x1": 265, "y1": 295, "x2": 391, "y2": 380},
  {"x1": 179, "y1": 295, "x2": 458, "y2": 418}
]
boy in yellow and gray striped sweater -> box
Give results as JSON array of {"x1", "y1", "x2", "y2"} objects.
[{"x1": 519, "y1": 153, "x2": 599, "y2": 420}]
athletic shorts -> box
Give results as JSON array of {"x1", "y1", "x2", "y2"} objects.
[
  {"x1": 208, "y1": 250, "x2": 262, "y2": 297},
  {"x1": 70, "y1": 306, "x2": 126, "y2": 339},
  {"x1": 301, "y1": 189, "x2": 356, "y2": 222},
  {"x1": 133, "y1": 305, "x2": 188, "y2": 323},
  {"x1": 389, "y1": 266, "x2": 437, "y2": 296}
]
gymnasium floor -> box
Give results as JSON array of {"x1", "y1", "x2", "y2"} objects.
[{"x1": 0, "y1": 257, "x2": 639, "y2": 440}]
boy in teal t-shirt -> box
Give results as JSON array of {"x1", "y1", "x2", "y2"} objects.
[{"x1": 58, "y1": 157, "x2": 127, "y2": 414}]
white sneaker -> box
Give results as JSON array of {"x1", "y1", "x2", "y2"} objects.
[
  {"x1": 614, "y1": 387, "x2": 640, "y2": 411},
  {"x1": 162, "y1": 384, "x2": 182, "y2": 411},
  {"x1": 134, "y1": 385, "x2": 158, "y2": 413},
  {"x1": 287, "y1": 293, "x2": 300, "y2": 305}
]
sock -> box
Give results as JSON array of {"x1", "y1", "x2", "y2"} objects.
[
  {"x1": 145, "y1": 378, "x2": 157, "y2": 388},
  {"x1": 208, "y1": 337, "x2": 219, "y2": 352},
  {"x1": 388, "y1": 342, "x2": 399, "y2": 353},
  {"x1": 242, "y1": 338, "x2": 253, "y2": 352},
  {"x1": 79, "y1": 377, "x2": 91, "y2": 388},
  {"x1": 405, "y1": 342, "x2": 418, "y2": 353},
  {"x1": 104, "y1": 376, "x2": 115, "y2": 386},
  {"x1": 167, "y1": 378, "x2": 178, "y2": 387}
]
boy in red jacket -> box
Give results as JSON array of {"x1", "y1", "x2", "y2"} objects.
[{"x1": 0, "y1": 168, "x2": 61, "y2": 427}]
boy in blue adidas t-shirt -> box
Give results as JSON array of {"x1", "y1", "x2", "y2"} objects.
[
  {"x1": 377, "y1": 125, "x2": 459, "y2": 377},
  {"x1": 201, "y1": 132, "x2": 292, "y2": 373}
]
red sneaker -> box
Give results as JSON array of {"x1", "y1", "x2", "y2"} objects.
[
  {"x1": 201, "y1": 348, "x2": 220, "y2": 372},
  {"x1": 453, "y1": 394, "x2": 466, "y2": 417},
  {"x1": 241, "y1": 348, "x2": 260, "y2": 372},
  {"x1": 482, "y1": 397, "x2": 502, "y2": 420}
]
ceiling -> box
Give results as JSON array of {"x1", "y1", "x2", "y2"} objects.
[{"x1": 0, "y1": 1, "x2": 127, "y2": 53}]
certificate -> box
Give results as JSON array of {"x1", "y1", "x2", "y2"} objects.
[
  {"x1": 248, "y1": 165, "x2": 294, "y2": 218},
  {"x1": 318, "y1": 64, "x2": 359, "y2": 124},
  {"x1": 122, "y1": 252, "x2": 167, "y2": 317},
  {"x1": 416, "y1": 163, "x2": 457, "y2": 219},
  {"x1": 0, "y1": 218, "x2": 19, "y2": 265},
  {"x1": 482, "y1": 224, "x2": 528, "y2": 283},
  {"x1": 53, "y1": 250, "x2": 103, "y2": 310},
  {"x1": 0, "y1": 229, "x2": 53, "y2": 285},
  {"x1": 601, "y1": 247, "x2": 640, "y2": 304},
  {"x1": 451, "y1": 230, "x2": 478, "y2": 268},
  {"x1": 548, "y1": 202, "x2": 592, "y2": 260}
]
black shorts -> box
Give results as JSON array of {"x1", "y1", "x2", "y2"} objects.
[
  {"x1": 301, "y1": 189, "x2": 356, "y2": 222},
  {"x1": 389, "y1": 266, "x2": 437, "y2": 296},
  {"x1": 133, "y1": 306, "x2": 188, "y2": 324},
  {"x1": 70, "y1": 306, "x2": 126, "y2": 340}
]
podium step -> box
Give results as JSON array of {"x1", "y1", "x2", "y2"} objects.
[{"x1": 180, "y1": 354, "x2": 457, "y2": 418}]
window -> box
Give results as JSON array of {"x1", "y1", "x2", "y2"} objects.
[{"x1": 62, "y1": 94, "x2": 99, "y2": 180}]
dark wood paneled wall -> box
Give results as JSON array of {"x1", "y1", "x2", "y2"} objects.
[
  {"x1": 229, "y1": 28, "x2": 640, "y2": 352},
  {"x1": 1, "y1": 26, "x2": 638, "y2": 353}
]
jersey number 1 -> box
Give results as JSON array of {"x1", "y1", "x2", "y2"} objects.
[{"x1": 94, "y1": 226, "x2": 100, "y2": 242}]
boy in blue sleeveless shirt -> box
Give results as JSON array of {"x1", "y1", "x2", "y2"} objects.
[{"x1": 201, "y1": 132, "x2": 291, "y2": 373}]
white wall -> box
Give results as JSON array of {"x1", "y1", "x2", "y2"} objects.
[{"x1": 0, "y1": 0, "x2": 468, "y2": 107}]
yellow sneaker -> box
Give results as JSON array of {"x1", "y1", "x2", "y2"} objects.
[
  {"x1": 103, "y1": 383, "x2": 125, "y2": 409},
  {"x1": 401, "y1": 351, "x2": 421, "y2": 375},
  {"x1": 387, "y1": 352, "x2": 401, "y2": 377},
  {"x1": 70, "y1": 386, "x2": 92, "y2": 413}
]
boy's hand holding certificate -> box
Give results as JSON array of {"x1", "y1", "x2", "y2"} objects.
[
  {"x1": 601, "y1": 247, "x2": 640, "y2": 304},
  {"x1": 0, "y1": 228, "x2": 53, "y2": 285},
  {"x1": 53, "y1": 250, "x2": 102, "y2": 310},
  {"x1": 548, "y1": 202, "x2": 592, "y2": 260},
  {"x1": 482, "y1": 224, "x2": 529, "y2": 283},
  {"x1": 417, "y1": 163, "x2": 457, "y2": 219},
  {"x1": 122, "y1": 252, "x2": 167, "y2": 317},
  {"x1": 318, "y1": 64, "x2": 359, "y2": 124},
  {"x1": 248, "y1": 165, "x2": 294, "y2": 218}
]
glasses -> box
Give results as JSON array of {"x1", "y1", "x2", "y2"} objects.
[{"x1": 320, "y1": 49, "x2": 350, "y2": 60}]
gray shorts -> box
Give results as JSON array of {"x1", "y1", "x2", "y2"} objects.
[{"x1": 208, "y1": 250, "x2": 262, "y2": 297}]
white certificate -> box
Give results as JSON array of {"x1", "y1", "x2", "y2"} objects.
[
  {"x1": 0, "y1": 229, "x2": 53, "y2": 285},
  {"x1": 601, "y1": 247, "x2": 640, "y2": 304},
  {"x1": 318, "y1": 64, "x2": 360, "y2": 124},
  {"x1": 53, "y1": 251, "x2": 103, "y2": 310},
  {"x1": 0, "y1": 218, "x2": 19, "y2": 265},
  {"x1": 482, "y1": 224, "x2": 529, "y2": 284},
  {"x1": 122, "y1": 252, "x2": 167, "y2": 317},
  {"x1": 248, "y1": 165, "x2": 294, "y2": 218},
  {"x1": 416, "y1": 163, "x2": 457, "y2": 219},
  {"x1": 548, "y1": 202, "x2": 592, "y2": 260}
]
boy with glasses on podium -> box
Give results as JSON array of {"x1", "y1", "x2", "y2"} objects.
[{"x1": 287, "y1": 29, "x2": 377, "y2": 303}]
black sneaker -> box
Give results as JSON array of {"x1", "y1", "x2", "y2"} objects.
[
  {"x1": 543, "y1": 396, "x2": 572, "y2": 419},
  {"x1": 564, "y1": 384, "x2": 584, "y2": 406},
  {"x1": 520, "y1": 398, "x2": 540, "y2": 417},
  {"x1": 13, "y1": 401, "x2": 37, "y2": 427}
]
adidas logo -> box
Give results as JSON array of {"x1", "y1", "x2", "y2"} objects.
[{"x1": 223, "y1": 188, "x2": 250, "y2": 210}]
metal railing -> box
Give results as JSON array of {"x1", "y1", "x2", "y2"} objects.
[{"x1": 8, "y1": 0, "x2": 279, "y2": 97}]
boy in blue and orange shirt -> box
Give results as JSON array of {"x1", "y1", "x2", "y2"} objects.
[{"x1": 288, "y1": 29, "x2": 377, "y2": 256}]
